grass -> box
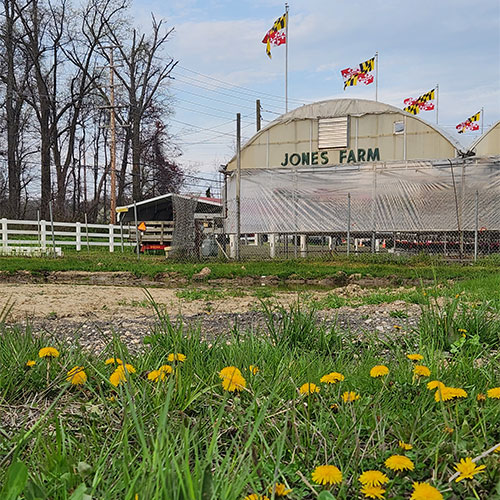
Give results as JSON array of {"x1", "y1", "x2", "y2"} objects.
[
  {"x1": 0, "y1": 294, "x2": 499, "y2": 499},
  {"x1": 1, "y1": 248, "x2": 500, "y2": 283}
]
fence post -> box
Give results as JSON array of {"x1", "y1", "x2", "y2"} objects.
[
  {"x1": 109, "y1": 224, "x2": 114, "y2": 253},
  {"x1": 269, "y1": 234, "x2": 276, "y2": 259},
  {"x1": 133, "y1": 201, "x2": 140, "y2": 260},
  {"x1": 84, "y1": 213, "x2": 90, "y2": 252},
  {"x1": 474, "y1": 190, "x2": 479, "y2": 261},
  {"x1": 300, "y1": 234, "x2": 307, "y2": 258},
  {"x1": 40, "y1": 220, "x2": 47, "y2": 250},
  {"x1": 76, "y1": 222, "x2": 82, "y2": 251},
  {"x1": 1, "y1": 218, "x2": 7, "y2": 250},
  {"x1": 229, "y1": 234, "x2": 236, "y2": 259},
  {"x1": 49, "y1": 201, "x2": 56, "y2": 257},
  {"x1": 347, "y1": 193, "x2": 351, "y2": 256}
]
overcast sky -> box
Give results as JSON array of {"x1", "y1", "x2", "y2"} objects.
[{"x1": 131, "y1": 0, "x2": 500, "y2": 188}]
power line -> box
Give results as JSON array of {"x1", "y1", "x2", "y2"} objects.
[
  {"x1": 176, "y1": 65, "x2": 312, "y2": 106},
  {"x1": 170, "y1": 84, "x2": 258, "y2": 113},
  {"x1": 172, "y1": 75, "x2": 284, "y2": 114}
]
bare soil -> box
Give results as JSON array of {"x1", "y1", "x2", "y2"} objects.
[{"x1": 1, "y1": 282, "x2": 420, "y2": 354}]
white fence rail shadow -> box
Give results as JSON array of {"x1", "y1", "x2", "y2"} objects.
[{"x1": 1, "y1": 218, "x2": 134, "y2": 253}]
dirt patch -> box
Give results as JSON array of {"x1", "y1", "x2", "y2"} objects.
[
  {"x1": 1, "y1": 282, "x2": 421, "y2": 354},
  {"x1": 0, "y1": 270, "x2": 426, "y2": 288}
]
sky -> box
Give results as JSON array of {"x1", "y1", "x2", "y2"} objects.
[{"x1": 130, "y1": 0, "x2": 500, "y2": 194}]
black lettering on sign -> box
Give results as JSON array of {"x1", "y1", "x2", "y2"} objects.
[
  {"x1": 301, "y1": 152, "x2": 310, "y2": 165},
  {"x1": 281, "y1": 153, "x2": 289, "y2": 166},
  {"x1": 367, "y1": 148, "x2": 380, "y2": 161},
  {"x1": 357, "y1": 149, "x2": 366, "y2": 162},
  {"x1": 311, "y1": 152, "x2": 318, "y2": 165},
  {"x1": 320, "y1": 151, "x2": 329, "y2": 164},
  {"x1": 339, "y1": 150, "x2": 347, "y2": 163},
  {"x1": 290, "y1": 153, "x2": 301, "y2": 166},
  {"x1": 347, "y1": 150, "x2": 357, "y2": 163}
]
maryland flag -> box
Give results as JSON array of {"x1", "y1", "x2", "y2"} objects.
[
  {"x1": 403, "y1": 89, "x2": 435, "y2": 115},
  {"x1": 341, "y1": 57, "x2": 375, "y2": 90},
  {"x1": 456, "y1": 111, "x2": 481, "y2": 133},
  {"x1": 262, "y1": 13, "x2": 287, "y2": 59}
]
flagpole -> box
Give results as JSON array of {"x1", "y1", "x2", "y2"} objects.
[
  {"x1": 285, "y1": 2, "x2": 289, "y2": 113},
  {"x1": 481, "y1": 107, "x2": 484, "y2": 134},
  {"x1": 375, "y1": 51, "x2": 378, "y2": 102},
  {"x1": 436, "y1": 83, "x2": 439, "y2": 124}
]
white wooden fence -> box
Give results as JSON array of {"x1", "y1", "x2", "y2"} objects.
[{"x1": 0, "y1": 218, "x2": 134, "y2": 253}]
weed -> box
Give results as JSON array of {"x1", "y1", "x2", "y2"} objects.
[
  {"x1": 0, "y1": 297, "x2": 499, "y2": 499},
  {"x1": 389, "y1": 310, "x2": 409, "y2": 319}
]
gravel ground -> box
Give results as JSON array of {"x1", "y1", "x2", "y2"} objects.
[{"x1": 12, "y1": 300, "x2": 421, "y2": 355}]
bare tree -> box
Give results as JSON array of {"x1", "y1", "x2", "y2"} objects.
[
  {"x1": 0, "y1": 0, "x2": 31, "y2": 217},
  {"x1": 100, "y1": 15, "x2": 177, "y2": 201}
]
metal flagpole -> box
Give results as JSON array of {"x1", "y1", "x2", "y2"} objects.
[
  {"x1": 481, "y1": 107, "x2": 484, "y2": 134},
  {"x1": 375, "y1": 52, "x2": 378, "y2": 102},
  {"x1": 285, "y1": 3, "x2": 289, "y2": 113},
  {"x1": 436, "y1": 84, "x2": 439, "y2": 124}
]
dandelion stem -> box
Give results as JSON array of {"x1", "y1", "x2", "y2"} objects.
[
  {"x1": 448, "y1": 442, "x2": 500, "y2": 482},
  {"x1": 296, "y1": 470, "x2": 319, "y2": 498}
]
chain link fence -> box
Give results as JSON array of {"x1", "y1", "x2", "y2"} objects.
[{"x1": 216, "y1": 156, "x2": 500, "y2": 261}]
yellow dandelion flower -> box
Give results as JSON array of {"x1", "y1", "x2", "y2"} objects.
[
  {"x1": 299, "y1": 383, "x2": 320, "y2": 395},
  {"x1": 476, "y1": 393, "x2": 486, "y2": 401},
  {"x1": 39, "y1": 347, "x2": 60, "y2": 358},
  {"x1": 268, "y1": 483, "x2": 292, "y2": 496},
  {"x1": 443, "y1": 426, "x2": 454, "y2": 434},
  {"x1": 148, "y1": 365, "x2": 173, "y2": 382},
  {"x1": 393, "y1": 325, "x2": 402, "y2": 330},
  {"x1": 458, "y1": 328, "x2": 467, "y2": 333},
  {"x1": 167, "y1": 353, "x2": 186, "y2": 362},
  {"x1": 66, "y1": 366, "x2": 87, "y2": 385},
  {"x1": 413, "y1": 365, "x2": 431, "y2": 377},
  {"x1": 249, "y1": 365, "x2": 259, "y2": 375},
  {"x1": 407, "y1": 353, "x2": 424, "y2": 361},
  {"x1": 494, "y1": 445, "x2": 500, "y2": 454},
  {"x1": 398, "y1": 440, "x2": 413, "y2": 451},
  {"x1": 243, "y1": 495, "x2": 269, "y2": 500},
  {"x1": 454, "y1": 457, "x2": 486, "y2": 482},
  {"x1": 360, "y1": 484, "x2": 386, "y2": 499},
  {"x1": 109, "y1": 366, "x2": 127, "y2": 387},
  {"x1": 26, "y1": 360, "x2": 36, "y2": 367},
  {"x1": 342, "y1": 391, "x2": 360, "y2": 402},
  {"x1": 221, "y1": 373, "x2": 246, "y2": 392},
  {"x1": 434, "y1": 386, "x2": 467, "y2": 402},
  {"x1": 122, "y1": 363, "x2": 136, "y2": 374},
  {"x1": 219, "y1": 366, "x2": 242, "y2": 379},
  {"x1": 105, "y1": 357, "x2": 123, "y2": 365},
  {"x1": 410, "y1": 482, "x2": 443, "y2": 500},
  {"x1": 487, "y1": 387, "x2": 500, "y2": 399},
  {"x1": 320, "y1": 372, "x2": 345, "y2": 384},
  {"x1": 427, "y1": 380, "x2": 445, "y2": 391},
  {"x1": 311, "y1": 465, "x2": 342, "y2": 486},
  {"x1": 358, "y1": 470, "x2": 389, "y2": 487},
  {"x1": 330, "y1": 403, "x2": 339, "y2": 412},
  {"x1": 384, "y1": 454, "x2": 414, "y2": 472},
  {"x1": 370, "y1": 365, "x2": 389, "y2": 378}
]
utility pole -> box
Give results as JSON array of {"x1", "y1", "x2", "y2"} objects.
[
  {"x1": 236, "y1": 113, "x2": 241, "y2": 261},
  {"x1": 256, "y1": 99, "x2": 261, "y2": 132},
  {"x1": 109, "y1": 48, "x2": 117, "y2": 225}
]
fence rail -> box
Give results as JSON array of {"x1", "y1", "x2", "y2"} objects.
[
  {"x1": 0, "y1": 218, "x2": 134, "y2": 253},
  {"x1": 1, "y1": 217, "x2": 499, "y2": 261}
]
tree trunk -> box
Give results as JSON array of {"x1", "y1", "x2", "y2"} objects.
[{"x1": 4, "y1": 0, "x2": 21, "y2": 218}]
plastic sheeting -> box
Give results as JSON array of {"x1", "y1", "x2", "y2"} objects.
[{"x1": 225, "y1": 157, "x2": 500, "y2": 234}]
